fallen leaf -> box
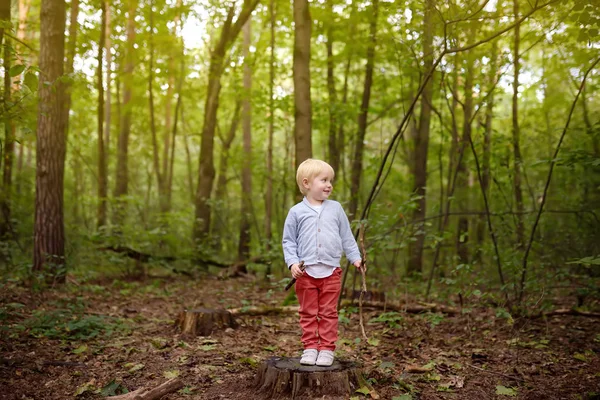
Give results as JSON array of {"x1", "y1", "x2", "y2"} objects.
[{"x1": 496, "y1": 385, "x2": 517, "y2": 396}]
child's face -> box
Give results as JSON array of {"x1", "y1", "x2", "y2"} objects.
[{"x1": 303, "y1": 171, "x2": 334, "y2": 202}]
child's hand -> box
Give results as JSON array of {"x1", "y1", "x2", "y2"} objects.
[
  {"x1": 354, "y1": 259, "x2": 366, "y2": 272},
  {"x1": 290, "y1": 263, "x2": 304, "y2": 279}
]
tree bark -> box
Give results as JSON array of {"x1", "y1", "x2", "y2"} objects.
[
  {"x1": 455, "y1": 23, "x2": 477, "y2": 265},
  {"x1": 99, "y1": 0, "x2": 111, "y2": 228},
  {"x1": 512, "y1": 0, "x2": 525, "y2": 248},
  {"x1": 114, "y1": 0, "x2": 137, "y2": 225},
  {"x1": 194, "y1": 0, "x2": 258, "y2": 240},
  {"x1": 407, "y1": 0, "x2": 435, "y2": 275},
  {"x1": 325, "y1": 0, "x2": 338, "y2": 174},
  {"x1": 33, "y1": 0, "x2": 67, "y2": 281},
  {"x1": 97, "y1": 1, "x2": 107, "y2": 229},
  {"x1": 293, "y1": 0, "x2": 312, "y2": 171},
  {"x1": 148, "y1": 3, "x2": 167, "y2": 213},
  {"x1": 265, "y1": 0, "x2": 275, "y2": 252},
  {"x1": 349, "y1": 0, "x2": 378, "y2": 218},
  {"x1": 0, "y1": 0, "x2": 13, "y2": 241},
  {"x1": 238, "y1": 18, "x2": 252, "y2": 262}
]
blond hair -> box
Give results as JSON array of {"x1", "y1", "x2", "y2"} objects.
[{"x1": 296, "y1": 159, "x2": 335, "y2": 195}]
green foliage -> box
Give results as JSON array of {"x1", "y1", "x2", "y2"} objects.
[{"x1": 368, "y1": 312, "x2": 404, "y2": 329}]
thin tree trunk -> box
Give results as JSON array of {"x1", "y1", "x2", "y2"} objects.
[
  {"x1": 15, "y1": 0, "x2": 31, "y2": 196},
  {"x1": 407, "y1": 0, "x2": 435, "y2": 275},
  {"x1": 0, "y1": 0, "x2": 13, "y2": 240},
  {"x1": 238, "y1": 18, "x2": 252, "y2": 263},
  {"x1": 325, "y1": 0, "x2": 338, "y2": 173},
  {"x1": 476, "y1": 31, "x2": 499, "y2": 247},
  {"x1": 455, "y1": 23, "x2": 476, "y2": 265},
  {"x1": 100, "y1": 0, "x2": 111, "y2": 227},
  {"x1": 167, "y1": 58, "x2": 183, "y2": 210},
  {"x1": 148, "y1": 2, "x2": 167, "y2": 213},
  {"x1": 182, "y1": 105, "x2": 195, "y2": 204},
  {"x1": 349, "y1": 0, "x2": 378, "y2": 218},
  {"x1": 114, "y1": 0, "x2": 137, "y2": 225},
  {"x1": 512, "y1": 0, "x2": 525, "y2": 248},
  {"x1": 194, "y1": 0, "x2": 258, "y2": 240},
  {"x1": 63, "y1": 0, "x2": 80, "y2": 137},
  {"x1": 293, "y1": 0, "x2": 312, "y2": 171},
  {"x1": 265, "y1": 0, "x2": 275, "y2": 251},
  {"x1": 213, "y1": 101, "x2": 241, "y2": 244},
  {"x1": 97, "y1": 1, "x2": 107, "y2": 229},
  {"x1": 33, "y1": 0, "x2": 67, "y2": 281}
]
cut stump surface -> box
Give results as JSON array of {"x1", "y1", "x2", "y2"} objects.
[
  {"x1": 176, "y1": 308, "x2": 237, "y2": 337},
  {"x1": 255, "y1": 357, "x2": 364, "y2": 399}
]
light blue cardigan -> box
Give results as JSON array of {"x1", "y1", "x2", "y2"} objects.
[{"x1": 282, "y1": 197, "x2": 361, "y2": 268}]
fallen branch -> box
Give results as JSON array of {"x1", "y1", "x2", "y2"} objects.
[
  {"x1": 531, "y1": 308, "x2": 600, "y2": 319},
  {"x1": 226, "y1": 301, "x2": 460, "y2": 316},
  {"x1": 0, "y1": 358, "x2": 87, "y2": 370},
  {"x1": 467, "y1": 363, "x2": 525, "y2": 382},
  {"x1": 110, "y1": 378, "x2": 183, "y2": 400}
]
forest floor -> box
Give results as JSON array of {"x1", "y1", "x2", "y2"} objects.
[{"x1": 0, "y1": 273, "x2": 599, "y2": 400}]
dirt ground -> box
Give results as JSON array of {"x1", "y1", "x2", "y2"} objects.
[{"x1": 1, "y1": 275, "x2": 599, "y2": 400}]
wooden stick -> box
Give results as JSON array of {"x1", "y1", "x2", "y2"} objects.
[
  {"x1": 358, "y1": 223, "x2": 369, "y2": 341},
  {"x1": 110, "y1": 378, "x2": 183, "y2": 400},
  {"x1": 284, "y1": 261, "x2": 305, "y2": 291}
]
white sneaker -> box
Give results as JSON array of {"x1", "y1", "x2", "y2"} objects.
[
  {"x1": 300, "y1": 349, "x2": 318, "y2": 365},
  {"x1": 315, "y1": 350, "x2": 334, "y2": 366}
]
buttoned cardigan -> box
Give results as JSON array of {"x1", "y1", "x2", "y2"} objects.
[{"x1": 282, "y1": 198, "x2": 361, "y2": 268}]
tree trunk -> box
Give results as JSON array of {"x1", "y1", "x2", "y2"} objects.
[
  {"x1": 407, "y1": 0, "x2": 435, "y2": 275},
  {"x1": 63, "y1": 0, "x2": 80, "y2": 138},
  {"x1": 476, "y1": 24, "x2": 500, "y2": 247},
  {"x1": 148, "y1": 3, "x2": 167, "y2": 213},
  {"x1": 238, "y1": 18, "x2": 252, "y2": 263},
  {"x1": 213, "y1": 101, "x2": 241, "y2": 249},
  {"x1": 194, "y1": 0, "x2": 258, "y2": 240},
  {"x1": 0, "y1": 0, "x2": 13, "y2": 241},
  {"x1": 97, "y1": 1, "x2": 107, "y2": 229},
  {"x1": 512, "y1": 0, "x2": 525, "y2": 248},
  {"x1": 293, "y1": 0, "x2": 312, "y2": 171},
  {"x1": 349, "y1": 0, "x2": 378, "y2": 218},
  {"x1": 114, "y1": 0, "x2": 137, "y2": 226},
  {"x1": 33, "y1": 0, "x2": 67, "y2": 281},
  {"x1": 455, "y1": 23, "x2": 477, "y2": 265},
  {"x1": 265, "y1": 0, "x2": 275, "y2": 252},
  {"x1": 325, "y1": 0, "x2": 338, "y2": 174},
  {"x1": 99, "y1": 0, "x2": 111, "y2": 228}
]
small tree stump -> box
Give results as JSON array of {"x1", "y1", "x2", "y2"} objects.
[
  {"x1": 176, "y1": 308, "x2": 237, "y2": 336},
  {"x1": 255, "y1": 357, "x2": 365, "y2": 399}
]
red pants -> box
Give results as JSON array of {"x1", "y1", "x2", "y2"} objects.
[{"x1": 295, "y1": 268, "x2": 342, "y2": 351}]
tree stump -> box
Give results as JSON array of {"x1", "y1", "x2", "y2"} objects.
[
  {"x1": 176, "y1": 308, "x2": 237, "y2": 336},
  {"x1": 255, "y1": 357, "x2": 366, "y2": 399}
]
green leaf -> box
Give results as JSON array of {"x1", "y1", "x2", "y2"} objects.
[
  {"x1": 74, "y1": 380, "x2": 95, "y2": 396},
  {"x1": 577, "y1": 30, "x2": 589, "y2": 42},
  {"x1": 574, "y1": 353, "x2": 588, "y2": 362},
  {"x1": 368, "y1": 337, "x2": 380, "y2": 346},
  {"x1": 496, "y1": 385, "x2": 517, "y2": 396},
  {"x1": 72, "y1": 345, "x2": 88, "y2": 354},
  {"x1": 164, "y1": 370, "x2": 180, "y2": 379},
  {"x1": 356, "y1": 386, "x2": 371, "y2": 395},
  {"x1": 99, "y1": 380, "x2": 121, "y2": 396},
  {"x1": 9, "y1": 64, "x2": 26, "y2": 77},
  {"x1": 125, "y1": 363, "x2": 145, "y2": 373}
]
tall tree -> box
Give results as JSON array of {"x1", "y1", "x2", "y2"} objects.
[
  {"x1": 97, "y1": 1, "x2": 107, "y2": 229},
  {"x1": 194, "y1": 0, "x2": 258, "y2": 240},
  {"x1": 407, "y1": 0, "x2": 435, "y2": 275},
  {"x1": 349, "y1": 0, "x2": 378, "y2": 218},
  {"x1": 33, "y1": 0, "x2": 67, "y2": 280},
  {"x1": 293, "y1": 0, "x2": 312, "y2": 170},
  {"x1": 455, "y1": 22, "x2": 477, "y2": 264},
  {"x1": 325, "y1": 0, "x2": 339, "y2": 173},
  {"x1": 238, "y1": 18, "x2": 252, "y2": 262},
  {"x1": 265, "y1": 0, "x2": 275, "y2": 251},
  {"x1": 512, "y1": 0, "x2": 525, "y2": 247},
  {"x1": 0, "y1": 0, "x2": 13, "y2": 241},
  {"x1": 99, "y1": 0, "x2": 111, "y2": 228},
  {"x1": 114, "y1": 0, "x2": 137, "y2": 225}
]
